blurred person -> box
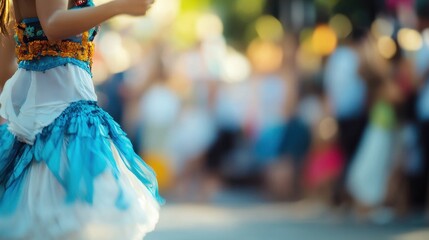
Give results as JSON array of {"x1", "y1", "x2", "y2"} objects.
[
  {"x1": 385, "y1": 29, "x2": 419, "y2": 218},
  {"x1": 324, "y1": 28, "x2": 369, "y2": 207},
  {"x1": 251, "y1": 36, "x2": 296, "y2": 164},
  {"x1": 120, "y1": 41, "x2": 167, "y2": 153},
  {"x1": 97, "y1": 72, "x2": 126, "y2": 125},
  {"x1": 347, "y1": 36, "x2": 402, "y2": 223},
  {"x1": 0, "y1": 0, "x2": 163, "y2": 239},
  {"x1": 206, "y1": 80, "x2": 253, "y2": 197},
  {"x1": 263, "y1": 114, "x2": 312, "y2": 201},
  {"x1": 300, "y1": 88, "x2": 345, "y2": 205},
  {"x1": 259, "y1": 37, "x2": 312, "y2": 201},
  {"x1": 166, "y1": 42, "x2": 219, "y2": 201},
  {"x1": 138, "y1": 51, "x2": 180, "y2": 191},
  {"x1": 252, "y1": 72, "x2": 290, "y2": 166},
  {"x1": 168, "y1": 102, "x2": 216, "y2": 202},
  {"x1": 412, "y1": 0, "x2": 429, "y2": 215}
]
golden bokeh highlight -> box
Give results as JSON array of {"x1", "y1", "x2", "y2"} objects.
[
  {"x1": 398, "y1": 28, "x2": 423, "y2": 51},
  {"x1": 377, "y1": 36, "x2": 397, "y2": 59},
  {"x1": 143, "y1": 153, "x2": 174, "y2": 191},
  {"x1": 247, "y1": 39, "x2": 283, "y2": 74},
  {"x1": 312, "y1": 25, "x2": 337, "y2": 56}
]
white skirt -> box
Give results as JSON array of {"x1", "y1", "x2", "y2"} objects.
[{"x1": 347, "y1": 124, "x2": 394, "y2": 206}]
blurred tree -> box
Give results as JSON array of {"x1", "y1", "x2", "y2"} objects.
[
  {"x1": 212, "y1": 0, "x2": 267, "y2": 48},
  {"x1": 332, "y1": 0, "x2": 384, "y2": 29},
  {"x1": 415, "y1": 0, "x2": 429, "y2": 19},
  {"x1": 178, "y1": 0, "x2": 267, "y2": 48}
]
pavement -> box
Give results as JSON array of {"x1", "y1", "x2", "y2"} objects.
[{"x1": 146, "y1": 191, "x2": 429, "y2": 240}]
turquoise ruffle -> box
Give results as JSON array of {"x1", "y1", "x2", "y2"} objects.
[
  {"x1": 18, "y1": 57, "x2": 93, "y2": 76},
  {"x1": 0, "y1": 101, "x2": 164, "y2": 213}
]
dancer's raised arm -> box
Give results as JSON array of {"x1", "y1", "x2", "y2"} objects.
[{"x1": 36, "y1": 0, "x2": 154, "y2": 41}]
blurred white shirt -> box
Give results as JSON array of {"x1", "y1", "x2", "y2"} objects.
[{"x1": 324, "y1": 46, "x2": 367, "y2": 119}]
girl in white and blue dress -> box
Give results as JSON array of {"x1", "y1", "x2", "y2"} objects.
[{"x1": 0, "y1": 0, "x2": 163, "y2": 239}]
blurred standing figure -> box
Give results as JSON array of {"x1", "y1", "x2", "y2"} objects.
[
  {"x1": 138, "y1": 51, "x2": 180, "y2": 191},
  {"x1": 414, "y1": 0, "x2": 429, "y2": 214},
  {"x1": 324, "y1": 29, "x2": 368, "y2": 206},
  {"x1": 347, "y1": 36, "x2": 402, "y2": 221}
]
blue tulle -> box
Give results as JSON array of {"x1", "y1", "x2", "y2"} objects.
[{"x1": 0, "y1": 101, "x2": 164, "y2": 213}]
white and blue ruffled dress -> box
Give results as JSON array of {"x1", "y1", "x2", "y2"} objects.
[{"x1": 0, "y1": 1, "x2": 163, "y2": 239}]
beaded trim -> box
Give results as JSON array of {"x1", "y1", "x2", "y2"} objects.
[{"x1": 15, "y1": 23, "x2": 94, "y2": 68}]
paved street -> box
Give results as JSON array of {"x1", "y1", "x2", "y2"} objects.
[{"x1": 146, "y1": 192, "x2": 429, "y2": 240}]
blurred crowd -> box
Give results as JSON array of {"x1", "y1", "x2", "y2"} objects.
[{"x1": 92, "y1": 0, "x2": 429, "y2": 223}]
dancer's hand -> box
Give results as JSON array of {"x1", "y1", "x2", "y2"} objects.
[{"x1": 116, "y1": 0, "x2": 155, "y2": 16}]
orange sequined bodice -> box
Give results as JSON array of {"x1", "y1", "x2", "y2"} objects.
[{"x1": 14, "y1": 1, "x2": 98, "y2": 74}]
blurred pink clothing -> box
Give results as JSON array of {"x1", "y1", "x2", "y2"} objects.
[{"x1": 304, "y1": 145, "x2": 345, "y2": 189}]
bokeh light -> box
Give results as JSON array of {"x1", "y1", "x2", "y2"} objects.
[
  {"x1": 196, "y1": 13, "x2": 224, "y2": 41},
  {"x1": 377, "y1": 36, "x2": 397, "y2": 59},
  {"x1": 147, "y1": 0, "x2": 181, "y2": 26},
  {"x1": 98, "y1": 31, "x2": 131, "y2": 74},
  {"x1": 398, "y1": 28, "x2": 423, "y2": 51},
  {"x1": 371, "y1": 17, "x2": 395, "y2": 38},
  {"x1": 247, "y1": 39, "x2": 283, "y2": 74},
  {"x1": 221, "y1": 48, "x2": 251, "y2": 83},
  {"x1": 255, "y1": 15, "x2": 284, "y2": 42},
  {"x1": 329, "y1": 14, "x2": 353, "y2": 39},
  {"x1": 311, "y1": 25, "x2": 337, "y2": 56}
]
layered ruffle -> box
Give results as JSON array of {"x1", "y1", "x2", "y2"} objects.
[{"x1": 0, "y1": 100, "x2": 164, "y2": 212}]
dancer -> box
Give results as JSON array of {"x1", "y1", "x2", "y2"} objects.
[{"x1": 0, "y1": 0, "x2": 163, "y2": 239}]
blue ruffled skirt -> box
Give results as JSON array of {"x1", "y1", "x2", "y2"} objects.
[{"x1": 0, "y1": 100, "x2": 162, "y2": 240}]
